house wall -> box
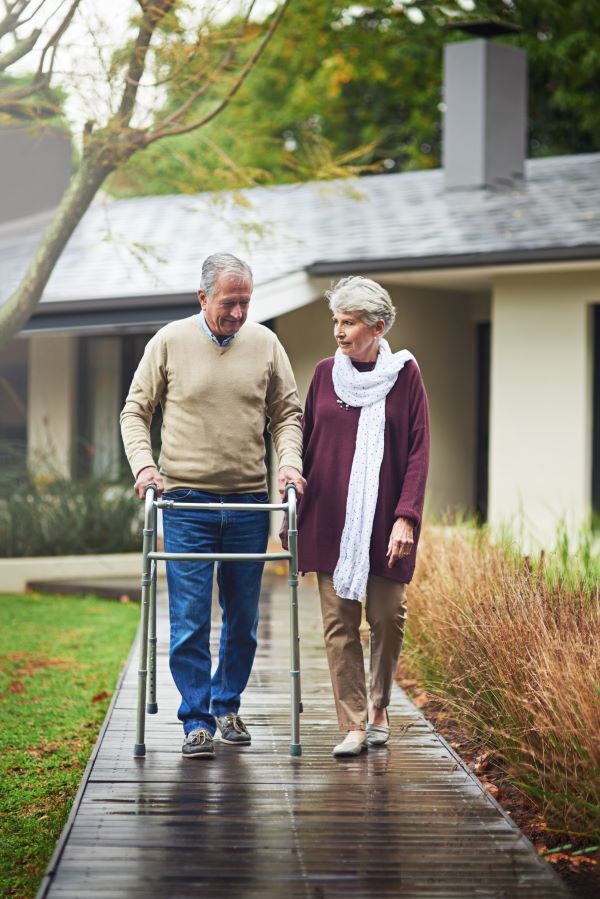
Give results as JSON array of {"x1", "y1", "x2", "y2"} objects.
[
  {"x1": 488, "y1": 270, "x2": 598, "y2": 549},
  {"x1": 276, "y1": 285, "x2": 480, "y2": 519},
  {"x1": 27, "y1": 334, "x2": 78, "y2": 477}
]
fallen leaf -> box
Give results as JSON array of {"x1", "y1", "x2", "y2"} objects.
[
  {"x1": 9, "y1": 681, "x2": 25, "y2": 694},
  {"x1": 91, "y1": 691, "x2": 110, "y2": 703},
  {"x1": 483, "y1": 782, "x2": 499, "y2": 798},
  {"x1": 412, "y1": 691, "x2": 429, "y2": 708}
]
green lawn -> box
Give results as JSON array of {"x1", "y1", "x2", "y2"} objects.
[{"x1": 0, "y1": 593, "x2": 139, "y2": 899}]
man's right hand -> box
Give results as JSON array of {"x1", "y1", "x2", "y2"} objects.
[{"x1": 134, "y1": 466, "x2": 165, "y2": 500}]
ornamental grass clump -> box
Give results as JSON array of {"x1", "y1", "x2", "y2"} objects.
[{"x1": 404, "y1": 525, "x2": 600, "y2": 840}]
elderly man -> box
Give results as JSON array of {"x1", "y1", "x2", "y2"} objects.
[{"x1": 120, "y1": 253, "x2": 304, "y2": 759}]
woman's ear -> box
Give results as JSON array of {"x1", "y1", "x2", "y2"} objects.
[{"x1": 374, "y1": 319, "x2": 386, "y2": 338}]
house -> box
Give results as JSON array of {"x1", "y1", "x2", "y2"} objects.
[{"x1": 1, "y1": 32, "x2": 599, "y2": 551}]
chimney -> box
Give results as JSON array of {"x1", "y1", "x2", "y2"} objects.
[{"x1": 442, "y1": 22, "x2": 527, "y2": 190}]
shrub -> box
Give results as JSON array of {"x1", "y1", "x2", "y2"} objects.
[
  {"x1": 0, "y1": 460, "x2": 142, "y2": 557},
  {"x1": 404, "y1": 525, "x2": 600, "y2": 840}
]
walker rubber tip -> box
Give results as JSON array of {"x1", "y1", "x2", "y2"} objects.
[
  {"x1": 147, "y1": 702, "x2": 158, "y2": 714},
  {"x1": 289, "y1": 744, "x2": 302, "y2": 757},
  {"x1": 133, "y1": 743, "x2": 146, "y2": 757}
]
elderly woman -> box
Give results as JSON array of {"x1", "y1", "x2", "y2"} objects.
[{"x1": 297, "y1": 276, "x2": 429, "y2": 757}]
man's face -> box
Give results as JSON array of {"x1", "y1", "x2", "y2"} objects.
[{"x1": 198, "y1": 272, "x2": 252, "y2": 338}]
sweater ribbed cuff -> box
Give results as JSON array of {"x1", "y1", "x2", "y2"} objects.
[
  {"x1": 131, "y1": 453, "x2": 157, "y2": 480},
  {"x1": 394, "y1": 505, "x2": 421, "y2": 528},
  {"x1": 277, "y1": 453, "x2": 303, "y2": 474}
]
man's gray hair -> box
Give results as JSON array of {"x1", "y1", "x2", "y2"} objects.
[
  {"x1": 325, "y1": 276, "x2": 396, "y2": 333},
  {"x1": 200, "y1": 253, "x2": 253, "y2": 298}
]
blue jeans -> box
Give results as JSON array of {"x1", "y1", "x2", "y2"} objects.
[{"x1": 162, "y1": 489, "x2": 270, "y2": 736}]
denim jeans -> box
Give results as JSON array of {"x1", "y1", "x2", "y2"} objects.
[{"x1": 162, "y1": 489, "x2": 269, "y2": 736}]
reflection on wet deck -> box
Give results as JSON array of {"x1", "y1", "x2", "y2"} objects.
[{"x1": 39, "y1": 570, "x2": 569, "y2": 898}]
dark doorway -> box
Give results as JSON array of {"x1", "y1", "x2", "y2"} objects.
[
  {"x1": 475, "y1": 322, "x2": 491, "y2": 522},
  {"x1": 0, "y1": 339, "x2": 28, "y2": 468}
]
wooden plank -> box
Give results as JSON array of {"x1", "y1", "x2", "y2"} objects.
[{"x1": 39, "y1": 571, "x2": 569, "y2": 898}]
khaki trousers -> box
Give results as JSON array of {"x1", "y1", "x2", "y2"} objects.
[{"x1": 317, "y1": 572, "x2": 407, "y2": 731}]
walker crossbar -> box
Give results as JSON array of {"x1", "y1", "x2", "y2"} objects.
[
  {"x1": 133, "y1": 483, "x2": 302, "y2": 759},
  {"x1": 149, "y1": 551, "x2": 291, "y2": 562}
]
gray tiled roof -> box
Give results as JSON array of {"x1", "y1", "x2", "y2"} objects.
[{"x1": 1, "y1": 152, "x2": 599, "y2": 309}]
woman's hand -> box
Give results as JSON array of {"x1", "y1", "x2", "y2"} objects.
[
  {"x1": 387, "y1": 517, "x2": 414, "y2": 567},
  {"x1": 279, "y1": 515, "x2": 289, "y2": 551}
]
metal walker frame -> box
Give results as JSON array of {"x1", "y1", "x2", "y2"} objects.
[{"x1": 133, "y1": 484, "x2": 302, "y2": 757}]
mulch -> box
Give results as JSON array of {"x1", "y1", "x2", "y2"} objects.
[{"x1": 396, "y1": 671, "x2": 600, "y2": 899}]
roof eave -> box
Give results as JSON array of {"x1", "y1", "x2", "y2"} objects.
[{"x1": 307, "y1": 244, "x2": 600, "y2": 277}]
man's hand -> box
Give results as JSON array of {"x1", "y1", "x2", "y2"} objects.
[
  {"x1": 387, "y1": 517, "x2": 414, "y2": 568},
  {"x1": 134, "y1": 466, "x2": 165, "y2": 500},
  {"x1": 278, "y1": 466, "x2": 306, "y2": 498}
]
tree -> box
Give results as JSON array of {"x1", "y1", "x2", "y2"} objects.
[
  {"x1": 113, "y1": 0, "x2": 600, "y2": 197},
  {"x1": 0, "y1": 0, "x2": 291, "y2": 346}
]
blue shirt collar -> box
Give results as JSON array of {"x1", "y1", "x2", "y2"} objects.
[{"x1": 198, "y1": 309, "x2": 236, "y2": 346}]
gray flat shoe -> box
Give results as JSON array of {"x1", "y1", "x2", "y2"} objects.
[
  {"x1": 366, "y1": 709, "x2": 390, "y2": 746},
  {"x1": 332, "y1": 736, "x2": 368, "y2": 757}
]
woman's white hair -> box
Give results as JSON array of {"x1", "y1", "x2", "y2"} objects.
[{"x1": 325, "y1": 276, "x2": 396, "y2": 334}]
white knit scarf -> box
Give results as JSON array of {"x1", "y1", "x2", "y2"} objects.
[{"x1": 332, "y1": 338, "x2": 415, "y2": 602}]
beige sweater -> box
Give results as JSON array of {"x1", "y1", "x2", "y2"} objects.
[{"x1": 120, "y1": 315, "x2": 303, "y2": 493}]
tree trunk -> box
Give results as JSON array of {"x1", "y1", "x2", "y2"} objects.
[{"x1": 0, "y1": 151, "x2": 114, "y2": 348}]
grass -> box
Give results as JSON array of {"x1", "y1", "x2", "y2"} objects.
[
  {"x1": 0, "y1": 592, "x2": 139, "y2": 899},
  {"x1": 404, "y1": 525, "x2": 600, "y2": 842}
]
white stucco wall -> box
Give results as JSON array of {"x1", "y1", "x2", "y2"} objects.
[
  {"x1": 276, "y1": 286, "x2": 480, "y2": 519},
  {"x1": 488, "y1": 271, "x2": 598, "y2": 550},
  {"x1": 27, "y1": 334, "x2": 78, "y2": 477}
]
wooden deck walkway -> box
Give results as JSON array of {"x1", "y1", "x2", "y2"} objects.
[{"x1": 39, "y1": 569, "x2": 569, "y2": 898}]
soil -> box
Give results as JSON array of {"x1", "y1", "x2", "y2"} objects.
[{"x1": 396, "y1": 671, "x2": 600, "y2": 899}]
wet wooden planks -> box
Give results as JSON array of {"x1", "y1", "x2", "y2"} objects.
[{"x1": 39, "y1": 570, "x2": 570, "y2": 898}]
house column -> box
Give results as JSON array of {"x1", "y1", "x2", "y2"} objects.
[
  {"x1": 488, "y1": 271, "x2": 597, "y2": 550},
  {"x1": 88, "y1": 337, "x2": 122, "y2": 479},
  {"x1": 27, "y1": 334, "x2": 78, "y2": 477}
]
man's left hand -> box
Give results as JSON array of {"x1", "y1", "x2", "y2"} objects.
[
  {"x1": 278, "y1": 466, "x2": 306, "y2": 498},
  {"x1": 387, "y1": 517, "x2": 414, "y2": 567}
]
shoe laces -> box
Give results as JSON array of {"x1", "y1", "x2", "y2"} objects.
[
  {"x1": 186, "y1": 729, "x2": 210, "y2": 745},
  {"x1": 223, "y1": 714, "x2": 248, "y2": 734}
]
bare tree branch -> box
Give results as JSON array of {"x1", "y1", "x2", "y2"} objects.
[
  {"x1": 36, "y1": 0, "x2": 81, "y2": 80},
  {"x1": 152, "y1": 0, "x2": 258, "y2": 132},
  {"x1": 146, "y1": 0, "x2": 290, "y2": 145},
  {"x1": 0, "y1": 26, "x2": 41, "y2": 70},
  {"x1": 116, "y1": 0, "x2": 177, "y2": 126},
  {"x1": 13, "y1": 0, "x2": 54, "y2": 30},
  {"x1": 0, "y1": 0, "x2": 52, "y2": 40}
]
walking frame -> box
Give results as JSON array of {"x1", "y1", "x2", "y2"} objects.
[{"x1": 133, "y1": 484, "x2": 302, "y2": 758}]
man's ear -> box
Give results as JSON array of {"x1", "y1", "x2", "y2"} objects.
[{"x1": 197, "y1": 289, "x2": 206, "y2": 309}]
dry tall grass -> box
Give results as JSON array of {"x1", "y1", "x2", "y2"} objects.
[{"x1": 404, "y1": 525, "x2": 600, "y2": 840}]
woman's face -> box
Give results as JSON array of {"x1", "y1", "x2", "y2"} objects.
[{"x1": 332, "y1": 309, "x2": 384, "y2": 362}]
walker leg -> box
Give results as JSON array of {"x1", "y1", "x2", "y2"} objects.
[
  {"x1": 134, "y1": 488, "x2": 155, "y2": 757},
  {"x1": 286, "y1": 486, "x2": 302, "y2": 757},
  {"x1": 147, "y1": 505, "x2": 158, "y2": 715}
]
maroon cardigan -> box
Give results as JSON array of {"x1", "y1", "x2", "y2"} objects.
[{"x1": 297, "y1": 357, "x2": 430, "y2": 584}]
